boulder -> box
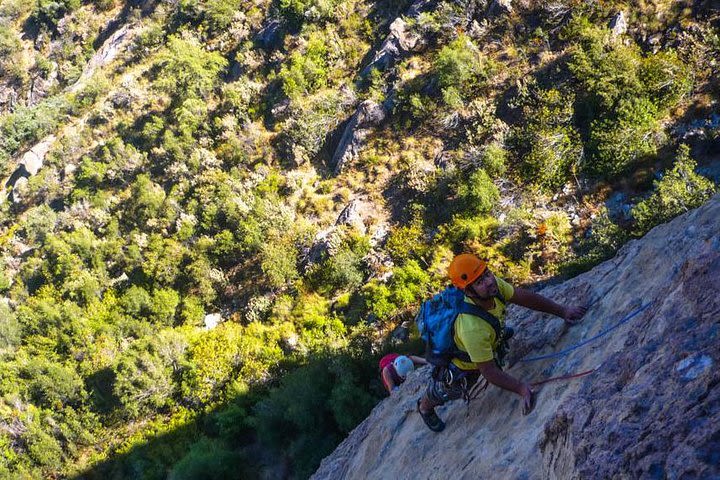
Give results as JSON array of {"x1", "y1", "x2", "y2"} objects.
[
  {"x1": 331, "y1": 100, "x2": 386, "y2": 174},
  {"x1": 19, "y1": 135, "x2": 56, "y2": 176},
  {"x1": 203, "y1": 313, "x2": 222, "y2": 330},
  {"x1": 487, "y1": 0, "x2": 513, "y2": 17},
  {"x1": 335, "y1": 200, "x2": 366, "y2": 233},
  {"x1": 360, "y1": 8, "x2": 429, "y2": 78},
  {"x1": 610, "y1": 11, "x2": 628, "y2": 37}
]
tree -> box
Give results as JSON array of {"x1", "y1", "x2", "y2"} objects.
[
  {"x1": 632, "y1": 145, "x2": 715, "y2": 235},
  {"x1": 455, "y1": 168, "x2": 499, "y2": 216},
  {"x1": 435, "y1": 34, "x2": 491, "y2": 102},
  {"x1": 155, "y1": 35, "x2": 228, "y2": 101},
  {"x1": 588, "y1": 97, "x2": 661, "y2": 176},
  {"x1": 113, "y1": 331, "x2": 187, "y2": 418}
]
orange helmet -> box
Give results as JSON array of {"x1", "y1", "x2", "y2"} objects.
[{"x1": 448, "y1": 253, "x2": 487, "y2": 289}]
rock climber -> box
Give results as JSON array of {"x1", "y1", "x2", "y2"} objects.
[
  {"x1": 379, "y1": 353, "x2": 427, "y2": 394},
  {"x1": 417, "y1": 253, "x2": 587, "y2": 432}
]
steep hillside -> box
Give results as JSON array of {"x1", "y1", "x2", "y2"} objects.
[
  {"x1": 0, "y1": 0, "x2": 718, "y2": 477},
  {"x1": 313, "y1": 194, "x2": 720, "y2": 479}
]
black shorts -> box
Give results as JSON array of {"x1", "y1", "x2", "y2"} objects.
[{"x1": 425, "y1": 364, "x2": 482, "y2": 405}]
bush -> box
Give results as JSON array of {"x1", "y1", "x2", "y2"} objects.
[
  {"x1": 632, "y1": 145, "x2": 715, "y2": 236},
  {"x1": 278, "y1": 0, "x2": 338, "y2": 26},
  {"x1": 435, "y1": 34, "x2": 491, "y2": 102},
  {"x1": 113, "y1": 331, "x2": 188, "y2": 417},
  {"x1": 454, "y1": 168, "x2": 499, "y2": 216},
  {"x1": 280, "y1": 89, "x2": 345, "y2": 164},
  {"x1": 168, "y1": 439, "x2": 247, "y2": 480},
  {"x1": 438, "y1": 214, "x2": 499, "y2": 248},
  {"x1": 640, "y1": 50, "x2": 693, "y2": 110},
  {"x1": 513, "y1": 89, "x2": 583, "y2": 191},
  {"x1": 279, "y1": 32, "x2": 329, "y2": 100},
  {"x1": 310, "y1": 232, "x2": 370, "y2": 293},
  {"x1": 0, "y1": 25, "x2": 24, "y2": 83},
  {"x1": 363, "y1": 259, "x2": 432, "y2": 321},
  {"x1": 31, "y1": 0, "x2": 81, "y2": 30},
  {"x1": 128, "y1": 174, "x2": 166, "y2": 226},
  {"x1": 252, "y1": 353, "x2": 377, "y2": 478},
  {"x1": 480, "y1": 143, "x2": 507, "y2": 178},
  {"x1": 561, "y1": 207, "x2": 628, "y2": 276},
  {"x1": 588, "y1": 97, "x2": 661, "y2": 176},
  {"x1": 0, "y1": 303, "x2": 20, "y2": 350},
  {"x1": 155, "y1": 35, "x2": 228, "y2": 101},
  {"x1": 20, "y1": 358, "x2": 86, "y2": 409}
]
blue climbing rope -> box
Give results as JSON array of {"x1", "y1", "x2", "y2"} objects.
[{"x1": 519, "y1": 302, "x2": 652, "y2": 363}]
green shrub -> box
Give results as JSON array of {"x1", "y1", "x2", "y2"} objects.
[
  {"x1": 588, "y1": 96, "x2": 661, "y2": 176},
  {"x1": 20, "y1": 358, "x2": 86, "y2": 409},
  {"x1": 0, "y1": 96, "x2": 71, "y2": 160},
  {"x1": 128, "y1": 174, "x2": 166, "y2": 225},
  {"x1": 640, "y1": 50, "x2": 693, "y2": 110},
  {"x1": 0, "y1": 25, "x2": 24, "y2": 83},
  {"x1": 438, "y1": 214, "x2": 499, "y2": 248},
  {"x1": 435, "y1": 34, "x2": 491, "y2": 102},
  {"x1": 260, "y1": 239, "x2": 299, "y2": 289},
  {"x1": 252, "y1": 353, "x2": 377, "y2": 478},
  {"x1": 168, "y1": 439, "x2": 247, "y2": 480},
  {"x1": 155, "y1": 35, "x2": 228, "y2": 101},
  {"x1": 512, "y1": 89, "x2": 583, "y2": 190},
  {"x1": 632, "y1": 144, "x2": 715, "y2": 235},
  {"x1": 310, "y1": 232, "x2": 370, "y2": 294},
  {"x1": 385, "y1": 218, "x2": 428, "y2": 264},
  {"x1": 31, "y1": 0, "x2": 81, "y2": 29},
  {"x1": 561, "y1": 207, "x2": 628, "y2": 276},
  {"x1": 281, "y1": 89, "x2": 345, "y2": 164},
  {"x1": 363, "y1": 259, "x2": 432, "y2": 321},
  {"x1": 0, "y1": 303, "x2": 19, "y2": 350},
  {"x1": 113, "y1": 331, "x2": 188, "y2": 417},
  {"x1": 279, "y1": 0, "x2": 339, "y2": 26},
  {"x1": 279, "y1": 32, "x2": 329, "y2": 100},
  {"x1": 455, "y1": 168, "x2": 499, "y2": 216},
  {"x1": 480, "y1": 143, "x2": 507, "y2": 178}
]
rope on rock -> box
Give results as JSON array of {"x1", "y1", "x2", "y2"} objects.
[
  {"x1": 519, "y1": 302, "x2": 652, "y2": 363},
  {"x1": 530, "y1": 366, "x2": 600, "y2": 388}
]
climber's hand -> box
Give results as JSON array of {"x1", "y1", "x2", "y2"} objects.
[{"x1": 562, "y1": 305, "x2": 587, "y2": 324}]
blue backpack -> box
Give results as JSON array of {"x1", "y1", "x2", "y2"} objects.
[{"x1": 416, "y1": 286, "x2": 504, "y2": 367}]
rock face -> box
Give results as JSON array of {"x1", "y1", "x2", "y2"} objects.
[
  {"x1": 610, "y1": 11, "x2": 628, "y2": 37},
  {"x1": 331, "y1": 100, "x2": 386, "y2": 174},
  {"x1": 312, "y1": 195, "x2": 720, "y2": 480},
  {"x1": 359, "y1": 0, "x2": 434, "y2": 77}
]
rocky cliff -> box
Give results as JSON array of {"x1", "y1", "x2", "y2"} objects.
[{"x1": 313, "y1": 195, "x2": 720, "y2": 480}]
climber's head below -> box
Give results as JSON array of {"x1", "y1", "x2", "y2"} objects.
[
  {"x1": 392, "y1": 355, "x2": 414, "y2": 379},
  {"x1": 448, "y1": 253, "x2": 498, "y2": 300}
]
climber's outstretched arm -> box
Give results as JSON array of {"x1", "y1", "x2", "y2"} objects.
[{"x1": 511, "y1": 287, "x2": 587, "y2": 324}]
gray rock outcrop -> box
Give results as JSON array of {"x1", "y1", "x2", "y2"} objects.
[
  {"x1": 359, "y1": 0, "x2": 434, "y2": 77},
  {"x1": 331, "y1": 100, "x2": 386, "y2": 174},
  {"x1": 312, "y1": 194, "x2": 720, "y2": 479},
  {"x1": 610, "y1": 11, "x2": 628, "y2": 37}
]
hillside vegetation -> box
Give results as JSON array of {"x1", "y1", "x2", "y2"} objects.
[{"x1": 0, "y1": 0, "x2": 717, "y2": 478}]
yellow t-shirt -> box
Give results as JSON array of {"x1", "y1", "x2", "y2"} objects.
[{"x1": 451, "y1": 276, "x2": 514, "y2": 370}]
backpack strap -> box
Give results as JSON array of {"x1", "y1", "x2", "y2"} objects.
[{"x1": 457, "y1": 299, "x2": 503, "y2": 342}]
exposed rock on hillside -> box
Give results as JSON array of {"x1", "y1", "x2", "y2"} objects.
[
  {"x1": 313, "y1": 195, "x2": 720, "y2": 480},
  {"x1": 332, "y1": 100, "x2": 386, "y2": 174},
  {"x1": 359, "y1": 0, "x2": 435, "y2": 77}
]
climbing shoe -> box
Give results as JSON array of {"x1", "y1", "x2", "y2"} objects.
[{"x1": 417, "y1": 398, "x2": 445, "y2": 432}]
